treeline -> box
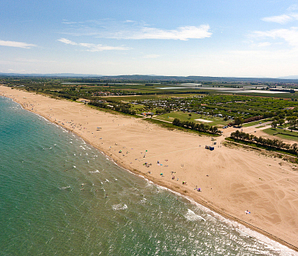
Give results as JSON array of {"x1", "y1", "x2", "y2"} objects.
[
  {"x1": 55, "y1": 91, "x2": 79, "y2": 101},
  {"x1": 230, "y1": 130, "x2": 298, "y2": 155},
  {"x1": 172, "y1": 118, "x2": 221, "y2": 135},
  {"x1": 243, "y1": 115, "x2": 263, "y2": 123},
  {"x1": 89, "y1": 100, "x2": 136, "y2": 115}
]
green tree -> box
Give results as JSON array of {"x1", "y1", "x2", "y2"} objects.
[
  {"x1": 287, "y1": 116, "x2": 297, "y2": 131},
  {"x1": 271, "y1": 121, "x2": 278, "y2": 129},
  {"x1": 278, "y1": 119, "x2": 284, "y2": 126},
  {"x1": 234, "y1": 117, "x2": 243, "y2": 126}
]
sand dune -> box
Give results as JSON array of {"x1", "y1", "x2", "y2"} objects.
[{"x1": 1, "y1": 85, "x2": 298, "y2": 251}]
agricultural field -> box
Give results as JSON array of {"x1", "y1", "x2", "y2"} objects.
[
  {"x1": 2, "y1": 76, "x2": 298, "y2": 133},
  {"x1": 156, "y1": 112, "x2": 232, "y2": 126},
  {"x1": 263, "y1": 128, "x2": 298, "y2": 142}
]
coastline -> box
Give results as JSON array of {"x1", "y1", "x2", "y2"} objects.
[{"x1": 1, "y1": 85, "x2": 298, "y2": 252}]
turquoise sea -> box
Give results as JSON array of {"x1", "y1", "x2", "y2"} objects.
[{"x1": 0, "y1": 96, "x2": 296, "y2": 255}]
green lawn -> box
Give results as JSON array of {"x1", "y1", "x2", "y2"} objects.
[
  {"x1": 242, "y1": 118, "x2": 271, "y2": 127},
  {"x1": 262, "y1": 128, "x2": 298, "y2": 142},
  {"x1": 157, "y1": 111, "x2": 231, "y2": 126},
  {"x1": 130, "y1": 104, "x2": 146, "y2": 112}
]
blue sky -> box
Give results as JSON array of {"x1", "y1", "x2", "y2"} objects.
[{"x1": 1, "y1": 0, "x2": 298, "y2": 77}]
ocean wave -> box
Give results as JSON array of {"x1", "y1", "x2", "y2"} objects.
[
  {"x1": 185, "y1": 209, "x2": 206, "y2": 222},
  {"x1": 89, "y1": 170, "x2": 100, "y2": 174},
  {"x1": 112, "y1": 204, "x2": 128, "y2": 211},
  {"x1": 60, "y1": 186, "x2": 71, "y2": 190},
  {"x1": 140, "y1": 198, "x2": 147, "y2": 204}
]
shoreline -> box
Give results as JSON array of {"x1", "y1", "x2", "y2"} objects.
[{"x1": 1, "y1": 86, "x2": 298, "y2": 253}]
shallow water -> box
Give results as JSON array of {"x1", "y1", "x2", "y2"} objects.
[{"x1": 0, "y1": 96, "x2": 296, "y2": 255}]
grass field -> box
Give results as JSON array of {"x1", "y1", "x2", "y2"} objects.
[
  {"x1": 130, "y1": 104, "x2": 146, "y2": 112},
  {"x1": 242, "y1": 118, "x2": 271, "y2": 127},
  {"x1": 102, "y1": 93, "x2": 200, "y2": 102},
  {"x1": 263, "y1": 128, "x2": 298, "y2": 142},
  {"x1": 157, "y1": 111, "x2": 231, "y2": 126}
]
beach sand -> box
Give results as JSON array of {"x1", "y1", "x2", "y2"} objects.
[{"x1": 1, "y1": 85, "x2": 298, "y2": 251}]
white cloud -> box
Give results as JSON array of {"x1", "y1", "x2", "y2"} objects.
[
  {"x1": 252, "y1": 27, "x2": 298, "y2": 47},
  {"x1": 143, "y1": 54, "x2": 160, "y2": 59},
  {"x1": 58, "y1": 38, "x2": 77, "y2": 45},
  {"x1": 0, "y1": 39, "x2": 36, "y2": 49},
  {"x1": 262, "y1": 14, "x2": 293, "y2": 24},
  {"x1": 61, "y1": 20, "x2": 212, "y2": 41},
  {"x1": 257, "y1": 42, "x2": 271, "y2": 47},
  {"x1": 57, "y1": 38, "x2": 129, "y2": 51},
  {"x1": 287, "y1": 4, "x2": 298, "y2": 11},
  {"x1": 110, "y1": 25, "x2": 211, "y2": 41},
  {"x1": 262, "y1": 12, "x2": 298, "y2": 24}
]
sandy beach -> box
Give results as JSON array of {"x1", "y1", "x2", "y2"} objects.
[{"x1": 1, "y1": 85, "x2": 298, "y2": 251}]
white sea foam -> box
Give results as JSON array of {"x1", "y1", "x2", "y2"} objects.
[
  {"x1": 140, "y1": 198, "x2": 147, "y2": 204},
  {"x1": 185, "y1": 209, "x2": 206, "y2": 222},
  {"x1": 236, "y1": 228, "x2": 251, "y2": 238},
  {"x1": 60, "y1": 186, "x2": 71, "y2": 190},
  {"x1": 89, "y1": 170, "x2": 100, "y2": 174},
  {"x1": 184, "y1": 197, "x2": 298, "y2": 255},
  {"x1": 112, "y1": 204, "x2": 128, "y2": 211}
]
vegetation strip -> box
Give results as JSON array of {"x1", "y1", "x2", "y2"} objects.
[
  {"x1": 172, "y1": 118, "x2": 221, "y2": 135},
  {"x1": 228, "y1": 130, "x2": 298, "y2": 158}
]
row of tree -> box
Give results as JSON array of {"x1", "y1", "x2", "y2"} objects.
[
  {"x1": 271, "y1": 115, "x2": 298, "y2": 131},
  {"x1": 230, "y1": 130, "x2": 298, "y2": 155},
  {"x1": 233, "y1": 115, "x2": 264, "y2": 126},
  {"x1": 243, "y1": 115, "x2": 263, "y2": 123},
  {"x1": 89, "y1": 100, "x2": 136, "y2": 115},
  {"x1": 172, "y1": 118, "x2": 221, "y2": 135}
]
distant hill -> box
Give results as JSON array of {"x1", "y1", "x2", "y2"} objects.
[
  {"x1": 98, "y1": 75, "x2": 298, "y2": 84},
  {"x1": 0, "y1": 73, "x2": 100, "y2": 78},
  {"x1": 1, "y1": 73, "x2": 298, "y2": 84},
  {"x1": 279, "y1": 75, "x2": 298, "y2": 79}
]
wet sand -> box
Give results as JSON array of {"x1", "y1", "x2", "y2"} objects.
[{"x1": 1, "y1": 85, "x2": 298, "y2": 251}]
